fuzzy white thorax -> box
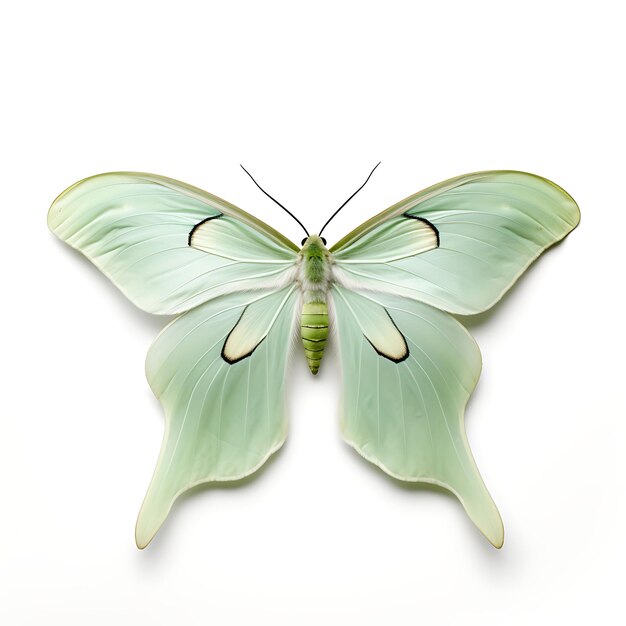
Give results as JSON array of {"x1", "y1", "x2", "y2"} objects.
[{"x1": 296, "y1": 235, "x2": 333, "y2": 304}]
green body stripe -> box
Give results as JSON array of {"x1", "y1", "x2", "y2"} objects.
[
  {"x1": 301, "y1": 301, "x2": 328, "y2": 375},
  {"x1": 303, "y1": 337, "x2": 326, "y2": 347},
  {"x1": 301, "y1": 326, "x2": 327, "y2": 341}
]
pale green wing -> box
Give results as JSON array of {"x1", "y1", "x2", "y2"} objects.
[
  {"x1": 48, "y1": 172, "x2": 299, "y2": 315},
  {"x1": 332, "y1": 286, "x2": 503, "y2": 547},
  {"x1": 135, "y1": 286, "x2": 298, "y2": 548},
  {"x1": 331, "y1": 171, "x2": 579, "y2": 315}
]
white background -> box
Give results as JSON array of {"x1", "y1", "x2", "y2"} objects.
[{"x1": 1, "y1": 1, "x2": 624, "y2": 624}]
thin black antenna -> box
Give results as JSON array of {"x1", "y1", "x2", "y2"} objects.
[
  {"x1": 240, "y1": 164, "x2": 309, "y2": 237},
  {"x1": 318, "y1": 161, "x2": 381, "y2": 237}
]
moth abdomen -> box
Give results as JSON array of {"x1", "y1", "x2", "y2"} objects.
[{"x1": 300, "y1": 301, "x2": 329, "y2": 375}]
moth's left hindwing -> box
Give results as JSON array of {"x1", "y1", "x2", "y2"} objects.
[
  {"x1": 137, "y1": 287, "x2": 298, "y2": 548},
  {"x1": 48, "y1": 172, "x2": 299, "y2": 314}
]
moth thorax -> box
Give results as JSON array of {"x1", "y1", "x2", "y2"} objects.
[{"x1": 298, "y1": 235, "x2": 332, "y2": 293}]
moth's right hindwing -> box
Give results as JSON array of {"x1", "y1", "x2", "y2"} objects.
[{"x1": 331, "y1": 288, "x2": 503, "y2": 547}]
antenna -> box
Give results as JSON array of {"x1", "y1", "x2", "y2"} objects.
[
  {"x1": 240, "y1": 165, "x2": 309, "y2": 237},
  {"x1": 318, "y1": 162, "x2": 381, "y2": 237}
]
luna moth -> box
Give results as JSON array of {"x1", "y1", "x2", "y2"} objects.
[{"x1": 48, "y1": 166, "x2": 579, "y2": 549}]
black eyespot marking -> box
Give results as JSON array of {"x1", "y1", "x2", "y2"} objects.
[
  {"x1": 221, "y1": 337, "x2": 265, "y2": 364},
  {"x1": 363, "y1": 309, "x2": 410, "y2": 363},
  {"x1": 188, "y1": 214, "x2": 223, "y2": 246},
  {"x1": 221, "y1": 306, "x2": 265, "y2": 364},
  {"x1": 403, "y1": 213, "x2": 440, "y2": 247}
]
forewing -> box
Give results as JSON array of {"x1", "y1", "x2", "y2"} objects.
[
  {"x1": 136, "y1": 287, "x2": 298, "y2": 548},
  {"x1": 331, "y1": 215, "x2": 439, "y2": 263},
  {"x1": 48, "y1": 172, "x2": 298, "y2": 315},
  {"x1": 332, "y1": 171, "x2": 579, "y2": 315},
  {"x1": 332, "y1": 288, "x2": 503, "y2": 547}
]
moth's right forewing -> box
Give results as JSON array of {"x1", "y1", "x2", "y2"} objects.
[{"x1": 332, "y1": 171, "x2": 579, "y2": 315}]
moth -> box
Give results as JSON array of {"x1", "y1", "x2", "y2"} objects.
[{"x1": 48, "y1": 166, "x2": 579, "y2": 549}]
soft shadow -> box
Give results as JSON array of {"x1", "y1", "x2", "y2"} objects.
[
  {"x1": 49, "y1": 235, "x2": 173, "y2": 334},
  {"x1": 454, "y1": 238, "x2": 570, "y2": 332},
  {"x1": 339, "y1": 441, "x2": 499, "y2": 550}
]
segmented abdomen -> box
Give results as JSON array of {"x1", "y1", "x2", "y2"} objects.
[{"x1": 300, "y1": 301, "x2": 328, "y2": 375}]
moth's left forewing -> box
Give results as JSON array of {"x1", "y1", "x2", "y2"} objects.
[
  {"x1": 133, "y1": 172, "x2": 300, "y2": 253},
  {"x1": 331, "y1": 288, "x2": 504, "y2": 548},
  {"x1": 48, "y1": 172, "x2": 299, "y2": 315},
  {"x1": 189, "y1": 214, "x2": 297, "y2": 262}
]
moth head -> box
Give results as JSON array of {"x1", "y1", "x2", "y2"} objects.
[
  {"x1": 300, "y1": 234, "x2": 328, "y2": 252},
  {"x1": 301, "y1": 235, "x2": 327, "y2": 248},
  {"x1": 299, "y1": 235, "x2": 331, "y2": 285}
]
